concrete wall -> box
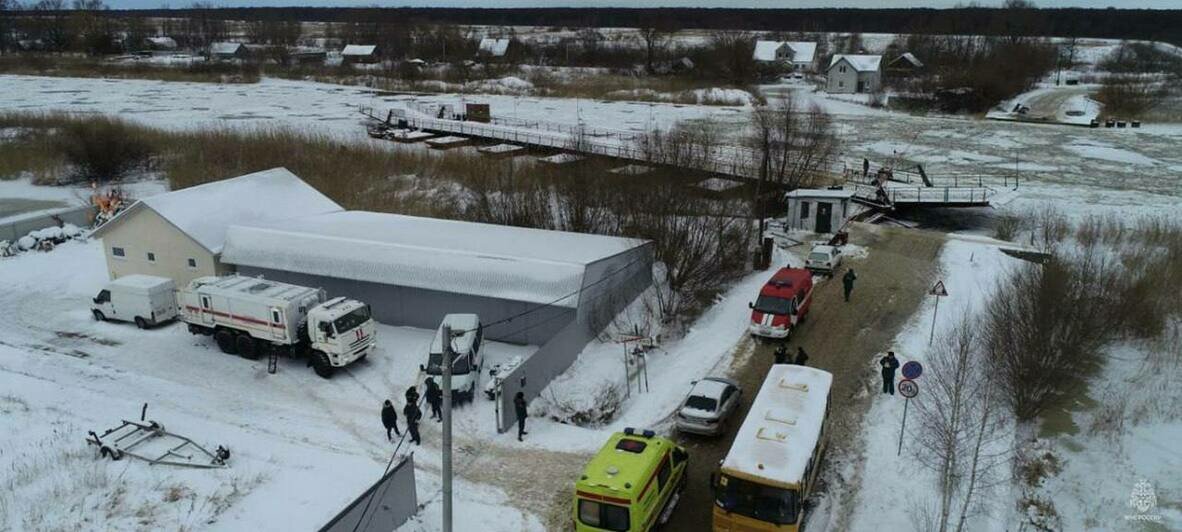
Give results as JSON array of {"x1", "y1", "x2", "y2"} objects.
[
  {"x1": 319, "y1": 454, "x2": 417, "y2": 532},
  {"x1": 496, "y1": 243, "x2": 654, "y2": 432},
  {"x1": 235, "y1": 266, "x2": 575, "y2": 346},
  {"x1": 1, "y1": 205, "x2": 95, "y2": 242},
  {"x1": 786, "y1": 197, "x2": 850, "y2": 233},
  {"x1": 98, "y1": 208, "x2": 223, "y2": 285}
]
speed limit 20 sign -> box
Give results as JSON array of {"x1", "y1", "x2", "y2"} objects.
[{"x1": 897, "y1": 379, "x2": 919, "y2": 399}]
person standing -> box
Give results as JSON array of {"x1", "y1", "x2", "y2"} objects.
[
  {"x1": 425, "y1": 377, "x2": 443, "y2": 422},
  {"x1": 880, "y1": 351, "x2": 900, "y2": 395},
  {"x1": 773, "y1": 344, "x2": 789, "y2": 365},
  {"x1": 794, "y1": 346, "x2": 810, "y2": 367},
  {"x1": 405, "y1": 385, "x2": 420, "y2": 408},
  {"x1": 381, "y1": 400, "x2": 401, "y2": 441},
  {"x1": 403, "y1": 399, "x2": 422, "y2": 445},
  {"x1": 862, "y1": 158, "x2": 870, "y2": 178},
  {"x1": 514, "y1": 391, "x2": 528, "y2": 442},
  {"x1": 843, "y1": 269, "x2": 858, "y2": 303}
]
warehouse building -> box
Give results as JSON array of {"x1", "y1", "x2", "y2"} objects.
[{"x1": 220, "y1": 211, "x2": 652, "y2": 346}]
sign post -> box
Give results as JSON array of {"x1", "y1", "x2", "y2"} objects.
[
  {"x1": 928, "y1": 281, "x2": 949, "y2": 345},
  {"x1": 896, "y1": 378, "x2": 919, "y2": 456}
]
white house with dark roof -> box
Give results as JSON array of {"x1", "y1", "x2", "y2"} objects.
[
  {"x1": 90, "y1": 168, "x2": 343, "y2": 285},
  {"x1": 826, "y1": 54, "x2": 883, "y2": 94}
]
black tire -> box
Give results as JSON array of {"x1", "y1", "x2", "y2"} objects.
[
  {"x1": 134, "y1": 317, "x2": 148, "y2": 329},
  {"x1": 215, "y1": 330, "x2": 237, "y2": 355},
  {"x1": 311, "y1": 350, "x2": 334, "y2": 379},
  {"x1": 236, "y1": 334, "x2": 259, "y2": 360},
  {"x1": 187, "y1": 324, "x2": 207, "y2": 335},
  {"x1": 92, "y1": 310, "x2": 105, "y2": 322}
]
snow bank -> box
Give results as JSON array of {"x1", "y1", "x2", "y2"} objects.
[{"x1": 603, "y1": 87, "x2": 756, "y2": 106}]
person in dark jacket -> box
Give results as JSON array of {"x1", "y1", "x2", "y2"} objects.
[
  {"x1": 405, "y1": 385, "x2": 420, "y2": 407},
  {"x1": 880, "y1": 351, "x2": 900, "y2": 395},
  {"x1": 794, "y1": 346, "x2": 809, "y2": 366},
  {"x1": 514, "y1": 391, "x2": 528, "y2": 442},
  {"x1": 843, "y1": 269, "x2": 858, "y2": 303},
  {"x1": 773, "y1": 344, "x2": 789, "y2": 364},
  {"x1": 425, "y1": 377, "x2": 443, "y2": 422},
  {"x1": 381, "y1": 400, "x2": 401, "y2": 441},
  {"x1": 862, "y1": 158, "x2": 870, "y2": 178},
  {"x1": 403, "y1": 400, "x2": 422, "y2": 445}
]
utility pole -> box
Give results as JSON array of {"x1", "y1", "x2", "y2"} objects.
[{"x1": 441, "y1": 324, "x2": 453, "y2": 532}]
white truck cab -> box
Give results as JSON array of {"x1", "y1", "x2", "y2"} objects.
[
  {"x1": 425, "y1": 314, "x2": 483, "y2": 403},
  {"x1": 308, "y1": 297, "x2": 378, "y2": 369},
  {"x1": 91, "y1": 275, "x2": 178, "y2": 329}
]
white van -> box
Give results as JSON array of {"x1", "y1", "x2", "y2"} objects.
[
  {"x1": 424, "y1": 314, "x2": 483, "y2": 403},
  {"x1": 91, "y1": 275, "x2": 178, "y2": 329}
]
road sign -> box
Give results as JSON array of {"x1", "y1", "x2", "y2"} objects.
[
  {"x1": 898, "y1": 379, "x2": 919, "y2": 398},
  {"x1": 929, "y1": 280, "x2": 948, "y2": 297},
  {"x1": 928, "y1": 280, "x2": 948, "y2": 345},
  {"x1": 901, "y1": 361, "x2": 923, "y2": 380}
]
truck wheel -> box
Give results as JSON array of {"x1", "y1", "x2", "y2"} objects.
[
  {"x1": 311, "y1": 351, "x2": 335, "y2": 379},
  {"x1": 236, "y1": 334, "x2": 259, "y2": 360},
  {"x1": 92, "y1": 310, "x2": 106, "y2": 322},
  {"x1": 215, "y1": 330, "x2": 238, "y2": 355},
  {"x1": 134, "y1": 317, "x2": 148, "y2": 329}
]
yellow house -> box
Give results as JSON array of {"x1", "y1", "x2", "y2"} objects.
[{"x1": 90, "y1": 167, "x2": 342, "y2": 286}]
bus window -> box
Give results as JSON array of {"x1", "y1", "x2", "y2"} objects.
[
  {"x1": 578, "y1": 499, "x2": 630, "y2": 531},
  {"x1": 714, "y1": 474, "x2": 800, "y2": 525},
  {"x1": 656, "y1": 455, "x2": 671, "y2": 492}
]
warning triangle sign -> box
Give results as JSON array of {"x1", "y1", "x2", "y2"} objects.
[{"x1": 930, "y1": 280, "x2": 948, "y2": 297}]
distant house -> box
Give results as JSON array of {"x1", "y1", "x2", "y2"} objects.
[
  {"x1": 144, "y1": 36, "x2": 178, "y2": 51},
  {"x1": 341, "y1": 44, "x2": 381, "y2": 64},
  {"x1": 90, "y1": 168, "x2": 343, "y2": 286},
  {"x1": 290, "y1": 46, "x2": 327, "y2": 65},
  {"x1": 753, "y1": 40, "x2": 818, "y2": 72},
  {"x1": 886, "y1": 52, "x2": 924, "y2": 76},
  {"x1": 477, "y1": 38, "x2": 512, "y2": 59},
  {"x1": 210, "y1": 42, "x2": 247, "y2": 61},
  {"x1": 826, "y1": 54, "x2": 883, "y2": 94}
]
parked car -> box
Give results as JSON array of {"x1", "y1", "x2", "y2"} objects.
[
  {"x1": 805, "y1": 244, "x2": 842, "y2": 276},
  {"x1": 675, "y1": 377, "x2": 742, "y2": 436},
  {"x1": 424, "y1": 314, "x2": 484, "y2": 403},
  {"x1": 91, "y1": 275, "x2": 178, "y2": 329}
]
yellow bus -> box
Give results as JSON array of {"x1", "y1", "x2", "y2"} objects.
[
  {"x1": 712, "y1": 365, "x2": 833, "y2": 531},
  {"x1": 574, "y1": 428, "x2": 689, "y2": 531}
]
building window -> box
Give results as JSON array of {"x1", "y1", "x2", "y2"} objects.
[
  {"x1": 839, "y1": 65, "x2": 847, "y2": 73},
  {"x1": 146, "y1": 252, "x2": 156, "y2": 263},
  {"x1": 801, "y1": 201, "x2": 811, "y2": 220},
  {"x1": 839, "y1": 81, "x2": 845, "y2": 88},
  {"x1": 111, "y1": 246, "x2": 125, "y2": 258},
  {"x1": 187, "y1": 258, "x2": 197, "y2": 269}
]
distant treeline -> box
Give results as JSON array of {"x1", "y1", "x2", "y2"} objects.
[{"x1": 89, "y1": 7, "x2": 1182, "y2": 45}]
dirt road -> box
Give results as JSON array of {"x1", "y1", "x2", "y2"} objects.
[{"x1": 665, "y1": 224, "x2": 945, "y2": 531}]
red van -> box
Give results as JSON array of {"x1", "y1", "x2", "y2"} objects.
[{"x1": 748, "y1": 268, "x2": 813, "y2": 339}]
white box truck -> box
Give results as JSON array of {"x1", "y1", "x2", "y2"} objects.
[
  {"x1": 424, "y1": 314, "x2": 483, "y2": 403},
  {"x1": 91, "y1": 275, "x2": 179, "y2": 329},
  {"x1": 177, "y1": 275, "x2": 377, "y2": 378}
]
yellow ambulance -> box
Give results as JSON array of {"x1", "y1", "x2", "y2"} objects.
[{"x1": 574, "y1": 428, "x2": 689, "y2": 531}]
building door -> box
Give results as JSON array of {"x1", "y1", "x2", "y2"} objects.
[
  {"x1": 815, "y1": 202, "x2": 833, "y2": 233},
  {"x1": 857, "y1": 80, "x2": 866, "y2": 93}
]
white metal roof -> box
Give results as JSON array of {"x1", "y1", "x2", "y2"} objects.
[
  {"x1": 92, "y1": 168, "x2": 343, "y2": 254},
  {"x1": 785, "y1": 188, "x2": 856, "y2": 199},
  {"x1": 221, "y1": 211, "x2": 648, "y2": 307},
  {"x1": 478, "y1": 38, "x2": 510, "y2": 57},
  {"x1": 753, "y1": 40, "x2": 787, "y2": 62},
  {"x1": 341, "y1": 44, "x2": 377, "y2": 56},
  {"x1": 720, "y1": 365, "x2": 833, "y2": 487},
  {"x1": 785, "y1": 42, "x2": 817, "y2": 64},
  {"x1": 890, "y1": 52, "x2": 924, "y2": 68},
  {"x1": 829, "y1": 54, "x2": 883, "y2": 72},
  {"x1": 188, "y1": 275, "x2": 321, "y2": 304},
  {"x1": 210, "y1": 42, "x2": 244, "y2": 55}
]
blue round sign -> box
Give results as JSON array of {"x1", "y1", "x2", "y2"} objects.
[{"x1": 902, "y1": 361, "x2": 923, "y2": 380}]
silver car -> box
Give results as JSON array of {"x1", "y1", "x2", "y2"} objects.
[{"x1": 675, "y1": 377, "x2": 742, "y2": 436}]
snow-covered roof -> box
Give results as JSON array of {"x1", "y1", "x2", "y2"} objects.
[
  {"x1": 753, "y1": 40, "x2": 787, "y2": 62},
  {"x1": 341, "y1": 44, "x2": 377, "y2": 56},
  {"x1": 889, "y1": 52, "x2": 924, "y2": 68},
  {"x1": 92, "y1": 168, "x2": 343, "y2": 254},
  {"x1": 109, "y1": 274, "x2": 173, "y2": 290},
  {"x1": 145, "y1": 36, "x2": 177, "y2": 49},
  {"x1": 720, "y1": 365, "x2": 833, "y2": 486},
  {"x1": 785, "y1": 42, "x2": 817, "y2": 64},
  {"x1": 210, "y1": 42, "x2": 244, "y2": 55},
  {"x1": 785, "y1": 188, "x2": 856, "y2": 199},
  {"x1": 221, "y1": 211, "x2": 648, "y2": 307},
  {"x1": 478, "y1": 38, "x2": 511, "y2": 57},
  {"x1": 829, "y1": 54, "x2": 883, "y2": 72}
]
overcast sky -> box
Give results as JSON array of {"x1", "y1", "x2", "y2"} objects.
[{"x1": 114, "y1": 0, "x2": 1179, "y2": 10}]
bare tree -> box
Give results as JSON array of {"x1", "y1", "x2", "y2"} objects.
[{"x1": 638, "y1": 15, "x2": 676, "y2": 74}]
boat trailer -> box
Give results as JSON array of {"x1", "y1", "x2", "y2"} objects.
[{"x1": 86, "y1": 403, "x2": 230, "y2": 469}]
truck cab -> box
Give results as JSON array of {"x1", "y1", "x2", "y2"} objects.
[
  {"x1": 749, "y1": 268, "x2": 813, "y2": 339},
  {"x1": 425, "y1": 314, "x2": 483, "y2": 403},
  {"x1": 308, "y1": 297, "x2": 377, "y2": 369}
]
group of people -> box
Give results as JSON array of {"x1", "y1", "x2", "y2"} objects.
[
  {"x1": 772, "y1": 344, "x2": 809, "y2": 366},
  {"x1": 381, "y1": 379, "x2": 532, "y2": 445}
]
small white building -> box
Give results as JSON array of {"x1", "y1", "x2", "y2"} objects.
[
  {"x1": 341, "y1": 44, "x2": 381, "y2": 64},
  {"x1": 826, "y1": 54, "x2": 883, "y2": 94},
  {"x1": 753, "y1": 40, "x2": 818, "y2": 71},
  {"x1": 477, "y1": 38, "x2": 511, "y2": 58},
  {"x1": 144, "y1": 36, "x2": 178, "y2": 51},
  {"x1": 785, "y1": 189, "x2": 856, "y2": 234}
]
